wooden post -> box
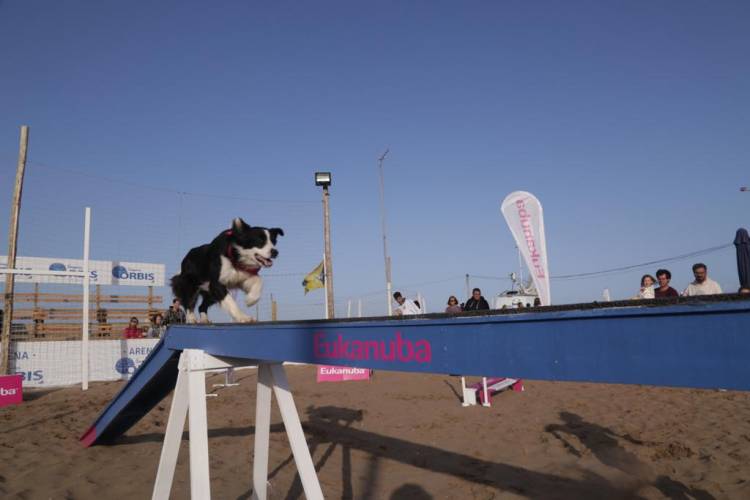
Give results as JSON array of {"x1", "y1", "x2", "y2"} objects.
[
  {"x1": 1, "y1": 125, "x2": 29, "y2": 375},
  {"x1": 32, "y1": 283, "x2": 39, "y2": 337},
  {"x1": 148, "y1": 286, "x2": 154, "y2": 317},
  {"x1": 271, "y1": 296, "x2": 278, "y2": 321}
]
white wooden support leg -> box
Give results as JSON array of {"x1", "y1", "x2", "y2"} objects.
[
  {"x1": 186, "y1": 349, "x2": 212, "y2": 500},
  {"x1": 152, "y1": 358, "x2": 190, "y2": 500},
  {"x1": 150, "y1": 354, "x2": 324, "y2": 500},
  {"x1": 251, "y1": 364, "x2": 273, "y2": 500},
  {"x1": 270, "y1": 363, "x2": 324, "y2": 500}
]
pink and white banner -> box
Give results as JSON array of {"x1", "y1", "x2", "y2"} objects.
[
  {"x1": 501, "y1": 191, "x2": 551, "y2": 305},
  {"x1": 0, "y1": 374, "x2": 23, "y2": 407},
  {"x1": 316, "y1": 365, "x2": 371, "y2": 382}
]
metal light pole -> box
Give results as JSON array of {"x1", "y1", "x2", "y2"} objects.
[
  {"x1": 315, "y1": 172, "x2": 335, "y2": 319},
  {"x1": 377, "y1": 149, "x2": 393, "y2": 316}
]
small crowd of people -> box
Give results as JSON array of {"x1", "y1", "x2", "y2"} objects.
[
  {"x1": 393, "y1": 287, "x2": 503, "y2": 315},
  {"x1": 393, "y1": 262, "x2": 749, "y2": 318},
  {"x1": 635, "y1": 263, "x2": 749, "y2": 300},
  {"x1": 122, "y1": 298, "x2": 187, "y2": 339}
]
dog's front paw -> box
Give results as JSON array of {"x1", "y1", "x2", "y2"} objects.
[{"x1": 237, "y1": 316, "x2": 256, "y2": 323}]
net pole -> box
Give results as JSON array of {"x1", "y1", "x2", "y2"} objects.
[{"x1": 81, "y1": 207, "x2": 91, "y2": 390}]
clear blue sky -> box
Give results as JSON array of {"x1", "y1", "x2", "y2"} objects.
[{"x1": 1, "y1": 1, "x2": 748, "y2": 318}]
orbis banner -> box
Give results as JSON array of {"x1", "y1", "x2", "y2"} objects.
[
  {"x1": 111, "y1": 261, "x2": 165, "y2": 287},
  {"x1": 501, "y1": 191, "x2": 551, "y2": 305},
  {"x1": 0, "y1": 255, "x2": 111, "y2": 285},
  {"x1": 0, "y1": 256, "x2": 165, "y2": 286}
]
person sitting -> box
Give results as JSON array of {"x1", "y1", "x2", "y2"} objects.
[
  {"x1": 533, "y1": 297, "x2": 542, "y2": 307},
  {"x1": 445, "y1": 296, "x2": 462, "y2": 314},
  {"x1": 393, "y1": 291, "x2": 421, "y2": 316},
  {"x1": 634, "y1": 274, "x2": 656, "y2": 299},
  {"x1": 739, "y1": 287, "x2": 750, "y2": 295},
  {"x1": 464, "y1": 288, "x2": 490, "y2": 311},
  {"x1": 683, "y1": 263, "x2": 722, "y2": 296},
  {"x1": 147, "y1": 313, "x2": 166, "y2": 339},
  {"x1": 654, "y1": 269, "x2": 679, "y2": 298},
  {"x1": 123, "y1": 317, "x2": 143, "y2": 339}
]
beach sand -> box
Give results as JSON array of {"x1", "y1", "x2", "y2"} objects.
[{"x1": 1, "y1": 366, "x2": 749, "y2": 499}]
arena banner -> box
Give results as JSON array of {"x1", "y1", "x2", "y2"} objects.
[
  {"x1": 0, "y1": 256, "x2": 165, "y2": 287},
  {"x1": 501, "y1": 191, "x2": 551, "y2": 305},
  {"x1": 111, "y1": 261, "x2": 165, "y2": 287},
  {"x1": 316, "y1": 365, "x2": 371, "y2": 382},
  {"x1": 0, "y1": 255, "x2": 112, "y2": 285},
  {"x1": 9, "y1": 339, "x2": 160, "y2": 387}
]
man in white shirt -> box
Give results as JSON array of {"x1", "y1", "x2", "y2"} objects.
[
  {"x1": 393, "y1": 291, "x2": 421, "y2": 316},
  {"x1": 683, "y1": 263, "x2": 722, "y2": 296}
]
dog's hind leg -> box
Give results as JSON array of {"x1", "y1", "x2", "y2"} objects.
[
  {"x1": 184, "y1": 289, "x2": 201, "y2": 324},
  {"x1": 211, "y1": 282, "x2": 254, "y2": 322},
  {"x1": 198, "y1": 291, "x2": 216, "y2": 323},
  {"x1": 172, "y1": 273, "x2": 200, "y2": 324}
]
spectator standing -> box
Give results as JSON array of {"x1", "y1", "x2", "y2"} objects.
[
  {"x1": 147, "y1": 313, "x2": 167, "y2": 339},
  {"x1": 393, "y1": 292, "x2": 421, "y2": 316},
  {"x1": 164, "y1": 298, "x2": 186, "y2": 325},
  {"x1": 464, "y1": 288, "x2": 490, "y2": 311},
  {"x1": 654, "y1": 269, "x2": 679, "y2": 298},
  {"x1": 683, "y1": 263, "x2": 722, "y2": 296},
  {"x1": 123, "y1": 317, "x2": 143, "y2": 339},
  {"x1": 445, "y1": 296, "x2": 462, "y2": 314},
  {"x1": 635, "y1": 274, "x2": 656, "y2": 299}
]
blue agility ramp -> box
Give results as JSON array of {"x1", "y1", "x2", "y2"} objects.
[{"x1": 83, "y1": 297, "x2": 750, "y2": 448}]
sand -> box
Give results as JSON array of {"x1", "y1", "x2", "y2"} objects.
[{"x1": 1, "y1": 366, "x2": 749, "y2": 499}]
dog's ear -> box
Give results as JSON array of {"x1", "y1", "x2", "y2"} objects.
[
  {"x1": 232, "y1": 218, "x2": 249, "y2": 233},
  {"x1": 270, "y1": 228, "x2": 284, "y2": 238}
]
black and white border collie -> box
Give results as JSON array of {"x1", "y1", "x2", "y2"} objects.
[{"x1": 171, "y1": 218, "x2": 284, "y2": 323}]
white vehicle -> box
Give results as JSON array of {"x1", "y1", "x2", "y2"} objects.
[{"x1": 493, "y1": 272, "x2": 539, "y2": 309}]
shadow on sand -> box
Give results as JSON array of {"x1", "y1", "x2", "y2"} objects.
[
  {"x1": 545, "y1": 411, "x2": 715, "y2": 500},
  {"x1": 116, "y1": 405, "x2": 715, "y2": 500}
]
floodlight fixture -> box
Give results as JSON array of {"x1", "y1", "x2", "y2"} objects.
[{"x1": 314, "y1": 172, "x2": 332, "y2": 187}]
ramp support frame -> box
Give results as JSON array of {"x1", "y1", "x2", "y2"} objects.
[{"x1": 151, "y1": 349, "x2": 323, "y2": 500}]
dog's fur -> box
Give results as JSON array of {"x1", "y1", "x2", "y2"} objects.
[{"x1": 171, "y1": 218, "x2": 284, "y2": 323}]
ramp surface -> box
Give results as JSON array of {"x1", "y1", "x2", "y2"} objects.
[{"x1": 83, "y1": 297, "x2": 750, "y2": 447}]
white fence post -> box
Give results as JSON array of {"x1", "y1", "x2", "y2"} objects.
[{"x1": 82, "y1": 207, "x2": 91, "y2": 390}]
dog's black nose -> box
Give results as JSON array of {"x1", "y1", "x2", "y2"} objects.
[{"x1": 271, "y1": 249, "x2": 279, "y2": 258}]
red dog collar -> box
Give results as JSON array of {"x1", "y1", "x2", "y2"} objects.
[{"x1": 225, "y1": 231, "x2": 260, "y2": 275}]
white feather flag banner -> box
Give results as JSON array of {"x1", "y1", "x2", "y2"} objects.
[{"x1": 501, "y1": 191, "x2": 551, "y2": 305}]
